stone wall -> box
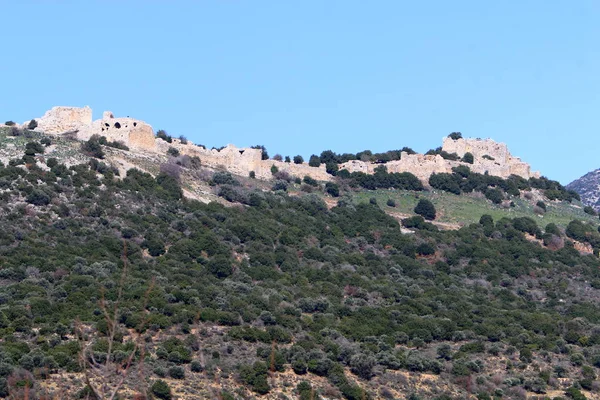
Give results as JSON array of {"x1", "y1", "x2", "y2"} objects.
[
  {"x1": 34, "y1": 106, "x2": 156, "y2": 152},
  {"x1": 160, "y1": 140, "x2": 333, "y2": 181},
  {"x1": 338, "y1": 138, "x2": 539, "y2": 182},
  {"x1": 31, "y1": 106, "x2": 538, "y2": 185},
  {"x1": 35, "y1": 106, "x2": 93, "y2": 135}
]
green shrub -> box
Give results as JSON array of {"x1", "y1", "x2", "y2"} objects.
[
  {"x1": 151, "y1": 380, "x2": 172, "y2": 400},
  {"x1": 27, "y1": 119, "x2": 38, "y2": 130},
  {"x1": 414, "y1": 199, "x2": 436, "y2": 220}
]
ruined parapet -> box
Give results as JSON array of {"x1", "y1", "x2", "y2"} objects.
[
  {"x1": 339, "y1": 160, "x2": 373, "y2": 174},
  {"x1": 34, "y1": 106, "x2": 156, "y2": 152},
  {"x1": 442, "y1": 137, "x2": 510, "y2": 163},
  {"x1": 35, "y1": 106, "x2": 93, "y2": 134},
  {"x1": 387, "y1": 153, "x2": 453, "y2": 181},
  {"x1": 165, "y1": 140, "x2": 333, "y2": 181},
  {"x1": 93, "y1": 111, "x2": 156, "y2": 151},
  {"x1": 442, "y1": 137, "x2": 539, "y2": 179},
  {"x1": 170, "y1": 142, "x2": 264, "y2": 177},
  {"x1": 258, "y1": 160, "x2": 332, "y2": 181}
]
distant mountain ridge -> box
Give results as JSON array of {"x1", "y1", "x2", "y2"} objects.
[{"x1": 567, "y1": 169, "x2": 600, "y2": 210}]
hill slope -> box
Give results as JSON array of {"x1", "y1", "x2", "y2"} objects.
[
  {"x1": 568, "y1": 169, "x2": 600, "y2": 211},
  {"x1": 1, "y1": 127, "x2": 600, "y2": 399}
]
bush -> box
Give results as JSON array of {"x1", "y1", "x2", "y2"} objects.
[
  {"x1": 293, "y1": 155, "x2": 304, "y2": 164},
  {"x1": 251, "y1": 145, "x2": 269, "y2": 160},
  {"x1": 308, "y1": 155, "x2": 321, "y2": 167},
  {"x1": 325, "y1": 162, "x2": 339, "y2": 175},
  {"x1": 416, "y1": 243, "x2": 435, "y2": 256},
  {"x1": 156, "y1": 130, "x2": 173, "y2": 143},
  {"x1": 81, "y1": 135, "x2": 105, "y2": 159},
  {"x1": 240, "y1": 362, "x2": 270, "y2": 394},
  {"x1": 462, "y1": 152, "x2": 474, "y2": 164},
  {"x1": 448, "y1": 132, "x2": 462, "y2": 140},
  {"x1": 325, "y1": 182, "x2": 339, "y2": 197},
  {"x1": 4, "y1": 121, "x2": 15, "y2": 126},
  {"x1": 584, "y1": 206, "x2": 597, "y2": 216},
  {"x1": 484, "y1": 188, "x2": 504, "y2": 204},
  {"x1": 27, "y1": 119, "x2": 38, "y2": 130},
  {"x1": 151, "y1": 380, "x2": 172, "y2": 400},
  {"x1": 414, "y1": 199, "x2": 436, "y2": 220},
  {"x1": 167, "y1": 147, "x2": 180, "y2": 157},
  {"x1": 303, "y1": 176, "x2": 318, "y2": 186},
  {"x1": 168, "y1": 366, "x2": 185, "y2": 379},
  {"x1": 27, "y1": 190, "x2": 51, "y2": 206},
  {"x1": 272, "y1": 180, "x2": 288, "y2": 192},
  {"x1": 386, "y1": 199, "x2": 396, "y2": 207}
]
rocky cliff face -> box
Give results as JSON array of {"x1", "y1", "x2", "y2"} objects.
[{"x1": 567, "y1": 169, "x2": 600, "y2": 210}]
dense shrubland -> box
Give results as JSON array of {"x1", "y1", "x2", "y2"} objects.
[{"x1": 0, "y1": 135, "x2": 599, "y2": 398}]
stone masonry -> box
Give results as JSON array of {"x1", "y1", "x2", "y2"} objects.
[{"x1": 31, "y1": 106, "x2": 538, "y2": 184}]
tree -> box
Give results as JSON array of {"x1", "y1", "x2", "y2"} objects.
[
  {"x1": 151, "y1": 380, "x2": 172, "y2": 400},
  {"x1": 252, "y1": 145, "x2": 269, "y2": 160},
  {"x1": 325, "y1": 182, "x2": 339, "y2": 197},
  {"x1": 584, "y1": 206, "x2": 597, "y2": 216},
  {"x1": 462, "y1": 152, "x2": 474, "y2": 164},
  {"x1": 167, "y1": 147, "x2": 180, "y2": 157},
  {"x1": 448, "y1": 132, "x2": 462, "y2": 140},
  {"x1": 308, "y1": 155, "x2": 321, "y2": 167},
  {"x1": 414, "y1": 199, "x2": 436, "y2": 220},
  {"x1": 293, "y1": 155, "x2": 304, "y2": 164},
  {"x1": 325, "y1": 162, "x2": 339, "y2": 175},
  {"x1": 156, "y1": 130, "x2": 173, "y2": 143},
  {"x1": 81, "y1": 135, "x2": 105, "y2": 159},
  {"x1": 27, "y1": 119, "x2": 38, "y2": 130},
  {"x1": 207, "y1": 256, "x2": 233, "y2": 278}
]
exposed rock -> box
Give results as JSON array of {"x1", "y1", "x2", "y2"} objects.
[{"x1": 567, "y1": 169, "x2": 600, "y2": 210}]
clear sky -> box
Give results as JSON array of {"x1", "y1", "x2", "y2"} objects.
[{"x1": 1, "y1": 1, "x2": 599, "y2": 184}]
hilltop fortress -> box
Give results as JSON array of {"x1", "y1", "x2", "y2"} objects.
[{"x1": 27, "y1": 106, "x2": 540, "y2": 183}]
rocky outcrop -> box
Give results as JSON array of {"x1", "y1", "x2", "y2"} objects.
[{"x1": 567, "y1": 169, "x2": 600, "y2": 210}]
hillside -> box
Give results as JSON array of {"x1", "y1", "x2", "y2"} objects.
[
  {"x1": 0, "y1": 124, "x2": 600, "y2": 399},
  {"x1": 568, "y1": 170, "x2": 600, "y2": 212}
]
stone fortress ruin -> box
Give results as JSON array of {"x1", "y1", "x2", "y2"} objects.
[{"x1": 26, "y1": 106, "x2": 539, "y2": 184}]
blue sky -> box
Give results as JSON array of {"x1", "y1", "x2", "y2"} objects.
[{"x1": 1, "y1": 1, "x2": 599, "y2": 184}]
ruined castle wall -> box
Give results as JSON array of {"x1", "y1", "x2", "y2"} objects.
[
  {"x1": 165, "y1": 141, "x2": 333, "y2": 181},
  {"x1": 442, "y1": 137, "x2": 509, "y2": 163},
  {"x1": 98, "y1": 113, "x2": 156, "y2": 152},
  {"x1": 36, "y1": 106, "x2": 93, "y2": 134},
  {"x1": 257, "y1": 160, "x2": 332, "y2": 181},
  {"x1": 32, "y1": 106, "x2": 539, "y2": 183}
]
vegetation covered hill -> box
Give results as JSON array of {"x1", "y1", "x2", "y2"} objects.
[{"x1": 1, "y1": 127, "x2": 600, "y2": 399}]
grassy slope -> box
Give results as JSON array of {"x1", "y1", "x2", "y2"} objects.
[{"x1": 352, "y1": 188, "x2": 599, "y2": 229}]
